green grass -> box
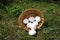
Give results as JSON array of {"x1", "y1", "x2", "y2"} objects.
[{"x1": 0, "y1": 0, "x2": 60, "y2": 40}]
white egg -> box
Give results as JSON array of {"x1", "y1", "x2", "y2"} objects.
[
  {"x1": 23, "y1": 19, "x2": 29, "y2": 24},
  {"x1": 26, "y1": 23, "x2": 32, "y2": 28},
  {"x1": 29, "y1": 24, "x2": 36, "y2": 30},
  {"x1": 35, "y1": 16, "x2": 41, "y2": 22},
  {"x1": 29, "y1": 17, "x2": 35, "y2": 22},
  {"x1": 33, "y1": 21, "x2": 38, "y2": 26},
  {"x1": 28, "y1": 30, "x2": 36, "y2": 35}
]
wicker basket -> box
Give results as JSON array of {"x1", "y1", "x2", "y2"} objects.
[{"x1": 18, "y1": 9, "x2": 44, "y2": 31}]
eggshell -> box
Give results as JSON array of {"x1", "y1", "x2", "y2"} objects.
[
  {"x1": 29, "y1": 24, "x2": 36, "y2": 30},
  {"x1": 28, "y1": 30, "x2": 36, "y2": 35},
  {"x1": 35, "y1": 16, "x2": 41, "y2": 22},
  {"x1": 29, "y1": 17, "x2": 35, "y2": 22},
  {"x1": 33, "y1": 21, "x2": 38, "y2": 26},
  {"x1": 27, "y1": 23, "x2": 32, "y2": 28},
  {"x1": 23, "y1": 19, "x2": 29, "y2": 24}
]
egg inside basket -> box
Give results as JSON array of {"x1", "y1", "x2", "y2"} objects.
[{"x1": 18, "y1": 9, "x2": 44, "y2": 31}]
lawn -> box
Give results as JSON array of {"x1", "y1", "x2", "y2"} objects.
[{"x1": 0, "y1": 0, "x2": 60, "y2": 40}]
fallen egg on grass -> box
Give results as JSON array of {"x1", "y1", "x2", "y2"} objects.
[
  {"x1": 23, "y1": 19, "x2": 29, "y2": 24},
  {"x1": 35, "y1": 16, "x2": 41, "y2": 22},
  {"x1": 28, "y1": 30, "x2": 36, "y2": 35}
]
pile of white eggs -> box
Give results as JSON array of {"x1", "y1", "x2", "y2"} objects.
[{"x1": 23, "y1": 16, "x2": 41, "y2": 35}]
